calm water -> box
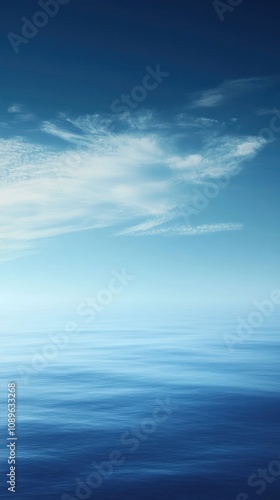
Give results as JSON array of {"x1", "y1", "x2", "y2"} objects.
[{"x1": 0, "y1": 313, "x2": 280, "y2": 499}]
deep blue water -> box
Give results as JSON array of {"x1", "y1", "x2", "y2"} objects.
[{"x1": 1, "y1": 314, "x2": 280, "y2": 499}]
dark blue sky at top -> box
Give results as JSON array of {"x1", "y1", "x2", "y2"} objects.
[{"x1": 1, "y1": 0, "x2": 280, "y2": 117}]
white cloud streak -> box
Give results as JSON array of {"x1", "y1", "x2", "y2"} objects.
[
  {"x1": 118, "y1": 223, "x2": 244, "y2": 236},
  {"x1": 0, "y1": 111, "x2": 267, "y2": 260},
  {"x1": 7, "y1": 103, "x2": 35, "y2": 122},
  {"x1": 190, "y1": 77, "x2": 272, "y2": 108}
]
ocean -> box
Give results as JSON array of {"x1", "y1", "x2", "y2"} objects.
[{"x1": 1, "y1": 312, "x2": 280, "y2": 499}]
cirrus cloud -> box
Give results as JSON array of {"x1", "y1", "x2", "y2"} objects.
[{"x1": 0, "y1": 110, "x2": 267, "y2": 260}]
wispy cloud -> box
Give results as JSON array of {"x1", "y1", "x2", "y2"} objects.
[
  {"x1": 169, "y1": 136, "x2": 265, "y2": 182},
  {"x1": 190, "y1": 77, "x2": 272, "y2": 108},
  {"x1": 0, "y1": 110, "x2": 267, "y2": 260},
  {"x1": 256, "y1": 108, "x2": 280, "y2": 116},
  {"x1": 8, "y1": 104, "x2": 24, "y2": 114},
  {"x1": 118, "y1": 223, "x2": 244, "y2": 236},
  {"x1": 7, "y1": 103, "x2": 35, "y2": 122}
]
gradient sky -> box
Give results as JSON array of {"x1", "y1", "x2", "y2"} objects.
[{"x1": 1, "y1": 0, "x2": 280, "y2": 320}]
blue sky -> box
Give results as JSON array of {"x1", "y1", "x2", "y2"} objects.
[{"x1": 1, "y1": 0, "x2": 280, "y2": 319}]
